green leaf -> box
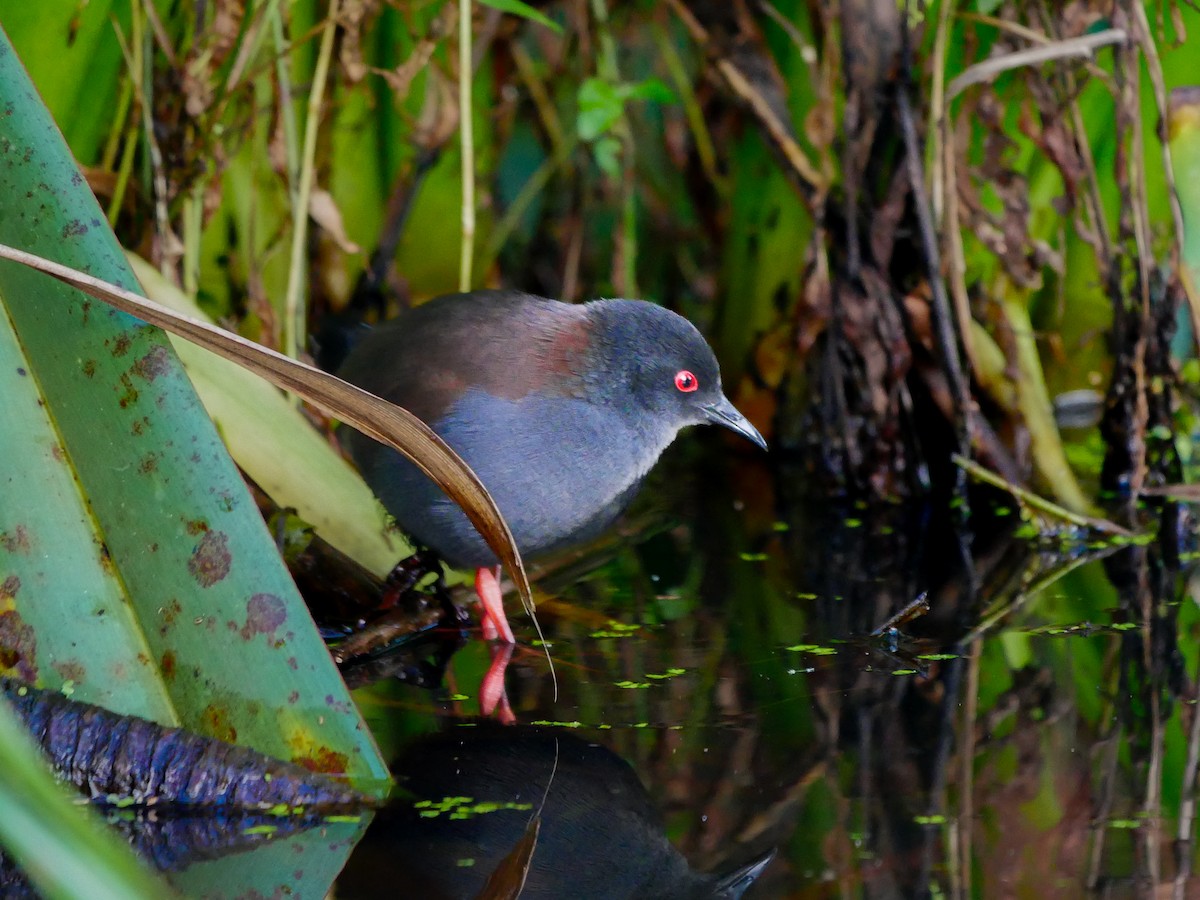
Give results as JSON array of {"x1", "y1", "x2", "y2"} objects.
[
  {"x1": 476, "y1": 0, "x2": 563, "y2": 35},
  {"x1": 592, "y1": 136, "x2": 623, "y2": 178},
  {"x1": 623, "y1": 77, "x2": 677, "y2": 105},
  {"x1": 577, "y1": 77, "x2": 625, "y2": 142},
  {"x1": 578, "y1": 77, "x2": 676, "y2": 143},
  {"x1": 0, "y1": 1, "x2": 129, "y2": 163},
  {"x1": 127, "y1": 255, "x2": 406, "y2": 578},
  {"x1": 0, "y1": 25, "x2": 389, "y2": 788}
]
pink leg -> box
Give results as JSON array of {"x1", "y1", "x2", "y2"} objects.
[
  {"x1": 475, "y1": 565, "x2": 515, "y2": 644},
  {"x1": 480, "y1": 641, "x2": 515, "y2": 723}
]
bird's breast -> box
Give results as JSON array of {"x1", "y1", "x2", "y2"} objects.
[{"x1": 433, "y1": 389, "x2": 659, "y2": 556}]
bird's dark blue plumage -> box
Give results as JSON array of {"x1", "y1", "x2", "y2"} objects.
[
  {"x1": 337, "y1": 290, "x2": 764, "y2": 570},
  {"x1": 337, "y1": 290, "x2": 765, "y2": 650}
]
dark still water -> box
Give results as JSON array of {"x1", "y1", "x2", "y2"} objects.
[
  {"x1": 89, "y1": 438, "x2": 1198, "y2": 899},
  {"x1": 321, "y1": 439, "x2": 1200, "y2": 899}
]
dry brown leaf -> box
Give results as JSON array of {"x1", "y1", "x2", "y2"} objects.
[
  {"x1": 310, "y1": 188, "x2": 362, "y2": 254},
  {"x1": 476, "y1": 817, "x2": 540, "y2": 900}
]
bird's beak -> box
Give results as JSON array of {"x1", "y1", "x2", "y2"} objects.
[{"x1": 703, "y1": 395, "x2": 768, "y2": 451}]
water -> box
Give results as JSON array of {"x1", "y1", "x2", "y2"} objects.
[
  {"x1": 17, "y1": 438, "x2": 1185, "y2": 898},
  {"x1": 325, "y1": 442, "x2": 1200, "y2": 898}
]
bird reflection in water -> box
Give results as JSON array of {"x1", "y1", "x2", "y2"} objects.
[{"x1": 336, "y1": 724, "x2": 774, "y2": 899}]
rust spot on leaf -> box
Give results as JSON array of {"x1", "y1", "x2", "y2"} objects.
[
  {"x1": 188, "y1": 531, "x2": 231, "y2": 587},
  {"x1": 160, "y1": 650, "x2": 176, "y2": 680},
  {"x1": 110, "y1": 334, "x2": 132, "y2": 357},
  {"x1": 50, "y1": 443, "x2": 65, "y2": 462},
  {"x1": 0, "y1": 575, "x2": 19, "y2": 600},
  {"x1": 132, "y1": 345, "x2": 170, "y2": 381},
  {"x1": 96, "y1": 541, "x2": 115, "y2": 574},
  {"x1": 81, "y1": 359, "x2": 97, "y2": 378},
  {"x1": 291, "y1": 744, "x2": 351, "y2": 776},
  {"x1": 138, "y1": 453, "x2": 159, "y2": 474},
  {"x1": 53, "y1": 660, "x2": 86, "y2": 683},
  {"x1": 62, "y1": 219, "x2": 89, "y2": 238},
  {"x1": 117, "y1": 373, "x2": 139, "y2": 408},
  {"x1": 201, "y1": 703, "x2": 238, "y2": 743},
  {"x1": 0, "y1": 609, "x2": 36, "y2": 681},
  {"x1": 1, "y1": 526, "x2": 31, "y2": 554},
  {"x1": 241, "y1": 593, "x2": 287, "y2": 641},
  {"x1": 186, "y1": 519, "x2": 209, "y2": 535},
  {"x1": 160, "y1": 598, "x2": 182, "y2": 627}
]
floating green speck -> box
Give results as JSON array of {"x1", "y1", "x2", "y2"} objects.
[
  {"x1": 1107, "y1": 818, "x2": 1143, "y2": 830},
  {"x1": 739, "y1": 552, "x2": 770, "y2": 562},
  {"x1": 591, "y1": 621, "x2": 641, "y2": 638},
  {"x1": 243, "y1": 825, "x2": 278, "y2": 836},
  {"x1": 913, "y1": 814, "x2": 946, "y2": 825},
  {"x1": 786, "y1": 644, "x2": 837, "y2": 655},
  {"x1": 646, "y1": 668, "x2": 686, "y2": 680}
]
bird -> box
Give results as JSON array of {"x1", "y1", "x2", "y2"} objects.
[
  {"x1": 336, "y1": 722, "x2": 775, "y2": 898},
  {"x1": 336, "y1": 289, "x2": 767, "y2": 646}
]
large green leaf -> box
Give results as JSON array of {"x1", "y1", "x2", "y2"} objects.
[
  {"x1": 0, "y1": 25, "x2": 388, "y2": 786},
  {"x1": 129, "y1": 255, "x2": 407, "y2": 578}
]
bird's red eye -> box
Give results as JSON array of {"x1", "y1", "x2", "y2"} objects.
[{"x1": 674, "y1": 370, "x2": 698, "y2": 392}]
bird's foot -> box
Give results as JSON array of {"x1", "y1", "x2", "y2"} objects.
[
  {"x1": 479, "y1": 641, "x2": 516, "y2": 725},
  {"x1": 379, "y1": 550, "x2": 444, "y2": 610},
  {"x1": 474, "y1": 565, "x2": 515, "y2": 643}
]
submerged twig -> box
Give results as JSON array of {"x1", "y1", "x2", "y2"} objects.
[
  {"x1": 870, "y1": 592, "x2": 930, "y2": 637},
  {"x1": 953, "y1": 454, "x2": 1133, "y2": 537}
]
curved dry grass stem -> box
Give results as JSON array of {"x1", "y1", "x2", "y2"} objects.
[
  {"x1": 945, "y1": 29, "x2": 1127, "y2": 101},
  {"x1": 458, "y1": 0, "x2": 476, "y2": 292},
  {"x1": 0, "y1": 243, "x2": 537, "y2": 626},
  {"x1": 284, "y1": 0, "x2": 340, "y2": 362},
  {"x1": 665, "y1": 0, "x2": 823, "y2": 195}
]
